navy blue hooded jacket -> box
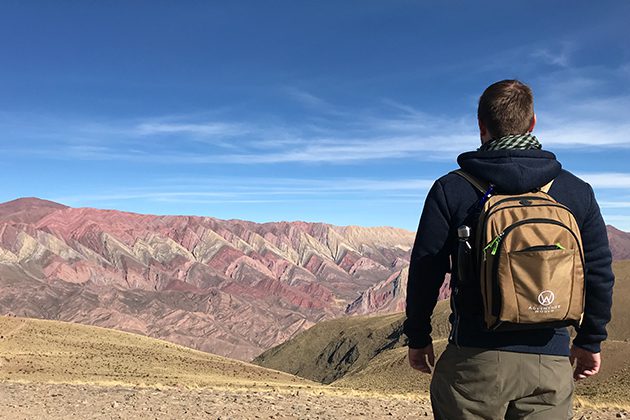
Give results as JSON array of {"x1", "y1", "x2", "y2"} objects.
[{"x1": 403, "y1": 148, "x2": 614, "y2": 356}]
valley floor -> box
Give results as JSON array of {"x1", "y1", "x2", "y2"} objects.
[{"x1": 0, "y1": 382, "x2": 627, "y2": 420}]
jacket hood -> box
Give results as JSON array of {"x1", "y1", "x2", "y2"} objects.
[{"x1": 457, "y1": 149, "x2": 562, "y2": 194}]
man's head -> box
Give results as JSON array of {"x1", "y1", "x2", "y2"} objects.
[{"x1": 478, "y1": 79, "x2": 536, "y2": 143}]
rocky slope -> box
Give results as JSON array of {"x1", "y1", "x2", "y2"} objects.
[
  {"x1": 608, "y1": 225, "x2": 630, "y2": 261},
  {"x1": 0, "y1": 198, "x2": 415, "y2": 360},
  {"x1": 254, "y1": 300, "x2": 451, "y2": 384},
  {"x1": 256, "y1": 261, "x2": 630, "y2": 408}
]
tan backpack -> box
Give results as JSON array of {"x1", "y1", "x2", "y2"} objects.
[{"x1": 454, "y1": 170, "x2": 585, "y2": 331}]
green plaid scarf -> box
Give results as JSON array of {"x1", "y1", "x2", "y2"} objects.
[{"x1": 478, "y1": 132, "x2": 542, "y2": 151}]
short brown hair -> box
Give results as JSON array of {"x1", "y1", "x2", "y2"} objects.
[{"x1": 477, "y1": 80, "x2": 534, "y2": 138}]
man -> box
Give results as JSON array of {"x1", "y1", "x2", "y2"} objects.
[{"x1": 404, "y1": 80, "x2": 614, "y2": 419}]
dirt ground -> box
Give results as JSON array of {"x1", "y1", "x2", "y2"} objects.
[
  {"x1": 0, "y1": 382, "x2": 627, "y2": 420},
  {"x1": 0, "y1": 382, "x2": 433, "y2": 419}
]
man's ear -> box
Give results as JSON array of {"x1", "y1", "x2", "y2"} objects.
[
  {"x1": 478, "y1": 119, "x2": 487, "y2": 137},
  {"x1": 528, "y1": 114, "x2": 537, "y2": 132}
]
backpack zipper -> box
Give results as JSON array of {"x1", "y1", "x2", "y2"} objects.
[
  {"x1": 476, "y1": 199, "x2": 577, "y2": 267},
  {"x1": 475, "y1": 196, "x2": 563, "y2": 267},
  {"x1": 483, "y1": 232, "x2": 504, "y2": 260},
  {"x1": 514, "y1": 243, "x2": 565, "y2": 252}
]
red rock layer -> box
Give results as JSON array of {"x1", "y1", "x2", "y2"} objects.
[{"x1": 0, "y1": 198, "x2": 414, "y2": 360}]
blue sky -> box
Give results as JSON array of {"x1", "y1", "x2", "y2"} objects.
[{"x1": 1, "y1": 1, "x2": 630, "y2": 231}]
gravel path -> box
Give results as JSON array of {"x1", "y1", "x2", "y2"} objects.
[{"x1": 0, "y1": 382, "x2": 626, "y2": 419}]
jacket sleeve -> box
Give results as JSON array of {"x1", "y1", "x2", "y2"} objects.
[
  {"x1": 403, "y1": 180, "x2": 452, "y2": 349},
  {"x1": 573, "y1": 184, "x2": 615, "y2": 353}
]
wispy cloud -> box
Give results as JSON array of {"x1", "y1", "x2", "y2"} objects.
[
  {"x1": 531, "y1": 42, "x2": 575, "y2": 68},
  {"x1": 284, "y1": 87, "x2": 333, "y2": 109},
  {"x1": 577, "y1": 173, "x2": 630, "y2": 189},
  {"x1": 533, "y1": 61, "x2": 630, "y2": 149},
  {"x1": 135, "y1": 122, "x2": 247, "y2": 137},
  {"x1": 3, "y1": 55, "x2": 630, "y2": 166},
  {"x1": 214, "y1": 134, "x2": 472, "y2": 164},
  {"x1": 0, "y1": 101, "x2": 479, "y2": 164},
  {"x1": 539, "y1": 121, "x2": 630, "y2": 148},
  {"x1": 599, "y1": 201, "x2": 630, "y2": 209},
  {"x1": 52, "y1": 176, "x2": 434, "y2": 206},
  {"x1": 601, "y1": 215, "x2": 630, "y2": 231}
]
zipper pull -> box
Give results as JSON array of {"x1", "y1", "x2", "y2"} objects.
[
  {"x1": 490, "y1": 234, "x2": 503, "y2": 255},
  {"x1": 483, "y1": 232, "x2": 504, "y2": 257},
  {"x1": 555, "y1": 243, "x2": 566, "y2": 250}
]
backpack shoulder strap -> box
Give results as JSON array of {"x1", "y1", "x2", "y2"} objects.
[
  {"x1": 454, "y1": 170, "x2": 555, "y2": 195},
  {"x1": 451, "y1": 170, "x2": 489, "y2": 194},
  {"x1": 540, "y1": 179, "x2": 554, "y2": 193}
]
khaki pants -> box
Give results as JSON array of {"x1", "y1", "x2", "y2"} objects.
[{"x1": 430, "y1": 344, "x2": 574, "y2": 420}]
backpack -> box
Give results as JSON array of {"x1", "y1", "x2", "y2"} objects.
[{"x1": 453, "y1": 170, "x2": 585, "y2": 331}]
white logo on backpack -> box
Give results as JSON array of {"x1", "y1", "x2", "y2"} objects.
[{"x1": 538, "y1": 290, "x2": 555, "y2": 306}]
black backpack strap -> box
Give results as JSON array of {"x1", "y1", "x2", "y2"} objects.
[
  {"x1": 451, "y1": 169, "x2": 490, "y2": 194},
  {"x1": 454, "y1": 169, "x2": 555, "y2": 194}
]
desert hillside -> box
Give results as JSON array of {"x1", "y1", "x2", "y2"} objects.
[
  {"x1": 256, "y1": 260, "x2": 630, "y2": 409},
  {"x1": 254, "y1": 300, "x2": 450, "y2": 384},
  {"x1": 0, "y1": 315, "x2": 438, "y2": 419},
  {"x1": 0, "y1": 315, "x2": 310, "y2": 388},
  {"x1": 608, "y1": 225, "x2": 630, "y2": 261},
  {"x1": 0, "y1": 315, "x2": 624, "y2": 419},
  {"x1": 0, "y1": 197, "x2": 416, "y2": 360}
]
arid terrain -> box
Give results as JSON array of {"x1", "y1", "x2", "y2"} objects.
[
  {"x1": 0, "y1": 197, "x2": 421, "y2": 360},
  {"x1": 1, "y1": 198, "x2": 629, "y2": 418},
  {"x1": 0, "y1": 382, "x2": 438, "y2": 420},
  {"x1": 0, "y1": 316, "x2": 436, "y2": 419},
  {"x1": 0, "y1": 315, "x2": 627, "y2": 419}
]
